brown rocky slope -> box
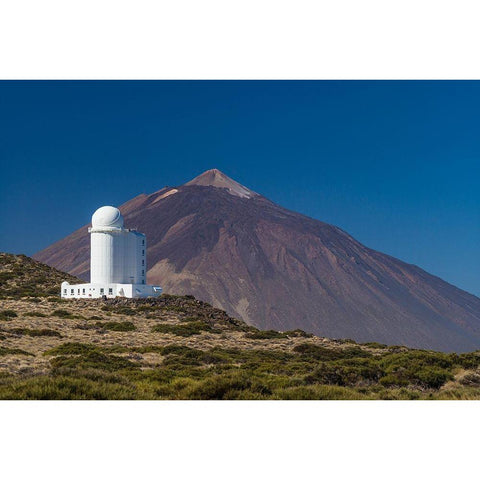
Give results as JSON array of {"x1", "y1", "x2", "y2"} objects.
[{"x1": 34, "y1": 169, "x2": 480, "y2": 352}]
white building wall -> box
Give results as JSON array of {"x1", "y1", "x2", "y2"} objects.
[
  {"x1": 135, "y1": 232, "x2": 146, "y2": 284},
  {"x1": 62, "y1": 205, "x2": 161, "y2": 299},
  {"x1": 90, "y1": 230, "x2": 124, "y2": 284},
  {"x1": 61, "y1": 281, "x2": 161, "y2": 299},
  {"x1": 91, "y1": 229, "x2": 136, "y2": 284},
  {"x1": 123, "y1": 232, "x2": 136, "y2": 284},
  {"x1": 111, "y1": 230, "x2": 146, "y2": 284}
]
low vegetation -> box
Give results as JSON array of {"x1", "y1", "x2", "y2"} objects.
[
  {"x1": 25, "y1": 311, "x2": 48, "y2": 318},
  {"x1": 151, "y1": 321, "x2": 219, "y2": 336},
  {"x1": 0, "y1": 309, "x2": 18, "y2": 321},
  {"x1": 0, "y1": 347, "x2": 34, "y2": 357},
  {"x1": 245, "y1": 329, "x2": 312, "y2": 340},
  {"x1": 10, "y1": 328, "x2": 62, "y2": 337},
  {"x1": 1, "y1": 333, "x2": 480, "y2": 398},
  {"x1": 98, "y1": 321, "x2": 136, "y2": 332},
  {"x1": 1, "y1": 253, "x2": 480, "y2": 400},
  {"x1": 0, "y1": 253, "x2": 81, "y2": 299},
  {"x1": 52, "y1": 309, "x2": 84, "y2": 319}
]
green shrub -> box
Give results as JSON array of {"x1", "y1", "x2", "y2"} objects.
[
  {"x1": 245, "y1": 330, "x2": 288, "y2": 340},
  {"x1": 293, "y1": 343, "x2": 341, "y2": 360},
  {"x1": 304, "y1": 359, "x2": 383, "y2": 387},
  {"x1": 25, "y1": 311, "x2": 47, "y2": 317},
  {"x1": 44, "y1": 342, "x2": 99, "y2": 356},
  {"x1": 152, "y1": 321, "x2": 218, "y2": 337},
  {"x1": 379, "y1": 351, "x2": 455, "y2": 389},
  {"x1": 101, "y1": 306, "x2": 136, "y2": 316},
  {"x1": 50, "y1": 351, "x2": 138, "y2": 372},
  {"x1": 416, "y1": 367, "x2": 453, "y2": 389},
  {"x1": 47, "y1": 297, "x2": 65, "y2": 303},
  {"x1": 137, "y1": 306, "x2": 156, "y2": 313},
  {"x1": 11, "y1": 328, "x2": 61, "y2": 337},
  {"x1": 162, "y1": 344, "x2": 197, "y2": 356},
  {"x1": 457, "y1": 352, "x2": 480, "y2": 369},
  {"x1": 186, "y1": 371, "x2": 253, "y2": 399},
  {"x1": 52, "y1": 309, "x2": 76, "y2": 318},
  {"x1": 380, "y1": 350, "x2": 455, "y2": 371},
  {"x1": 0, "y1": 309, "x2": 17, "y2": 321},
  {"x1": 273, "y1": 385, "x2": 367, "y2": 400},
  {"x1": 179, "y1": 316, "x2": 204, "y2": 322},
  {"x1": 284, "y1": 329, "x2": 313, "y2": 338},
  {"x1": 0, "y1": 375, "x2": 143, "y2": 400},
  {"x1": 116, "y1": 307, "x2": 136, "y2": 316},
  {"x1": 293, "y1": 343, "x2": 371, "y2": 361},
  {"x1": 0, "y1": 347, "x2": 34, "y2": 356},
  {"x1": 98, "y1": 321, "x2": 136, "y2": 332},
  {"x1": 161, "y1": 345, "x2": 228, "y2": 367},
  {"x1": 0, "y1": 272, "x2": 15, "y2": 282},
  {"x1": 244, "y1": 328, "x2": 310, "y2": 340},
  {"x1": 362, "y1": 342, "x2": 389, "y2": 349},
  {"x1": 379, "y1": 374, "x2": 410, "y2": 387}
]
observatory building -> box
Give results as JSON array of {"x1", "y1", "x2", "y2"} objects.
[{"x1": 61, "y1": 206, "x2": 162, "y2": 299}]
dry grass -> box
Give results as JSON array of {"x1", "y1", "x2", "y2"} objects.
[
  {"x1": 0, "y1": 295, "x2": 479, "y2": 399},
  {"x1": 1, "y1": 253, "x2": 480, "y2": 399},
  {"x1": 0, "y1": 296, "x2": 351, "y2": 375}
]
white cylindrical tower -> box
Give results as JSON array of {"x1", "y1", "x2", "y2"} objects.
[{"x1": 89, "y1": 206, "x2": 126, "y2": 284}]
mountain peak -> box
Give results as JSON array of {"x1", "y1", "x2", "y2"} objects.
[
  {"x1": 35, "y1": 169, "x2": 480, "y2": 352},
  {"x1": 184, "y1": 169, "x2": 257, "y2": 199}
]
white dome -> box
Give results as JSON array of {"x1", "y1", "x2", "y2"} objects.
[{"x1": 91, "y1": 206, "x2": 124, "y2": 228}]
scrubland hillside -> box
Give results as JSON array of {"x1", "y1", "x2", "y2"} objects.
[{"x1": 1, "y1": 253, "x2": 480, "y2": 400}]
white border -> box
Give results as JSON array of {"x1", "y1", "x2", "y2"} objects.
[
  {"x1": 1, "y1": 1, "x2": 479, "y2": 477},
  {"x1": 1, "y1": 0, "x2": 480, "y2": 79},
  {"x1": 1, "y1": 401, "x2": 479, "y2": 479}
]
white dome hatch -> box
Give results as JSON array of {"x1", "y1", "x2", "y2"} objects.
[{"x1": 91, "y1": 206, "x2": 124, "y2": 228}]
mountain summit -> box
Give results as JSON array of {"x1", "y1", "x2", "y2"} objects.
[
  {"x1": 34, "y1": 170, "x2": 480, "y2": 352},
  {"x1": 185, "y1": 169, "x2": 258, "y2": 198}
]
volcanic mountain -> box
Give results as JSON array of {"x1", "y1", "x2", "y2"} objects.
[{"x1": 35, "y1": 169, "x2": 480, "y2": 352}]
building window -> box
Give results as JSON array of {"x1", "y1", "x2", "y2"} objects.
[
  {"x1": 100, "y1": 288, "x2": 104, "y2": 294},
  {"x1": 78, "y1": 289, "x2": 80, "y2": 294},
  {"x1": 70, "y1": 289, "x2": 74, "y2": 294},
  {"x1": 142, "y1": 259, "x2": 144, "y2": 265},
  {"x1": 142, "y1": 270, "x2": 144, "y2": 275},
  {"x1": 142, "y1": 239, "x2": 145, "y2": 245},
  {"x1": 82, "y1": 289, "x2": 85, "y2": 294},
  {"x1": 142, "y1": 249, "x2": 145, "y2": 255},
  {"x1": 108, "y1": 288, "x2": 113, "y2": 294},
  {"x1": 63, "y1": 289, "x2": 67, "y2": 294},
  {"x1": 142, "y1": 280, "x2": 145, "y2": 284}
]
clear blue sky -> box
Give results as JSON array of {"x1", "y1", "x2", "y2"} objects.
[{"x1": 0, "y1": 81, "x2": 478, "y2": 296}]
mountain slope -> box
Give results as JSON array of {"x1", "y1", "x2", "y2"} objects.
[
  {"x1": 34, "y1": 169, "x2": 480, "y2": 352},
  {"x1": 0, "y1": 253, "x2": 81, "y2": 298}
]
